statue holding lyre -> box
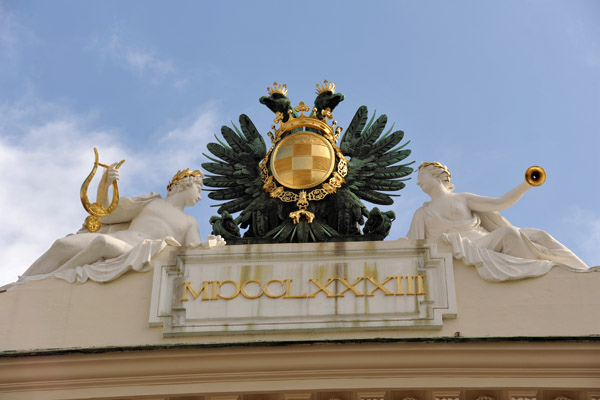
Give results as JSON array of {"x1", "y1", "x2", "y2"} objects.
[
  {"x1": 19, "y1": 150, "x2": 224, "y2": 283},
  {"x1": 407, "y1": 162, "x2": 592, "y2": 281},
  {"x1": 80, "y1": 147, "x2": 125, "y2": 232}
]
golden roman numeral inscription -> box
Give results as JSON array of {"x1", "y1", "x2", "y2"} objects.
[{"x1": 181, "y1": 274, "x2": 426, "y2": 302}]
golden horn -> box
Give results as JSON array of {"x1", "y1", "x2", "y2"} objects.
[{"x1": 525, "y1": 166, "x2": 546, "y2": 187}]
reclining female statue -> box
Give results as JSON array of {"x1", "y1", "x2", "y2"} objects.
[
  {"x1": 18, "y1": 167, "x2": 224, "y2": 284},
  {"x1": 407, "y1": 162, "x2": 592, "y2": 281}
]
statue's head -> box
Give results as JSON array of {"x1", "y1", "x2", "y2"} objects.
[
  {"x1": 167, "y1": 169, "x2": 204, "y2": 196},
  {"x1": 418, "y1": 162, "x2": 455, "y2": 191}
]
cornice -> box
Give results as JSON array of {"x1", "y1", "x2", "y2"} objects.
[{"x1": 1, "y1": 341, "x2": 599, "y2": 398}]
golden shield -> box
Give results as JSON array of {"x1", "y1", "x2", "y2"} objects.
[{"x1": 270, "y1": 132, "x2": 336, "y2": 189}]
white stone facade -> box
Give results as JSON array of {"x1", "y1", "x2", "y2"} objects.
[{"x1": 1, "y1": 240, "x2": 599, "y2": 398}]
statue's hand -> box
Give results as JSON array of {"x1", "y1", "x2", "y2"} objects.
[
  {"x1": 203, "y1": 234, "x2": 226, "y2": 248},
  {"x1": 107, "y1": 163, "x2": 120, "y2": 185}
]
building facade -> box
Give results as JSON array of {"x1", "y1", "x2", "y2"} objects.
[{"x1": 1, "y1": 240, "x2": 599, "y2": 399}]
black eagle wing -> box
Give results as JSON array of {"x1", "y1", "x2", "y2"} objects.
[
  {"x1": 340, "y1": 106, "x2": 414, "y2": 205},
  {"x1": 202, "y1": 114, "x2": 278, "y2": 237}
]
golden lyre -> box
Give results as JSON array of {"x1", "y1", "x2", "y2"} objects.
[
  {"x1": 80, "y1": 148, "x2": 125, "y2": 232},
  {"x1": 525, "y1": 166, "x2": 546, "y2": 187}
]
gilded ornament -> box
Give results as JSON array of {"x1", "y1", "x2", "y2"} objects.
[
  {"x1": 258, "y1": 93, "x2": 350, "y2": 222},
  {"x1": 316, "y1": 80, "x2": 335, "y2": 95},
  {"x1": 274, "y1": 111, "x2": 284, "y2": 125},
  {"x1": 167, "y1": 168, "x2": 203, "y2": 191},
  {"x1": 279, "y1": 191, "x2": 297, "y2": 202},
  {"x1": 270, "y1": 132, "x2": 336, "y2": 190},
  {"x1": 297, "y1": 191, "x2": 309, "y2": 208},
  {"x1": 525, "y1": 165, "x2": 546, "y2": 187},
  {"x1": 309, "y1": 188, "x2": 328, "y2": 200},
  {"x1": 270, "y1": 186, "x2": 284, "y2": 198},
  {"x1": 84, "y1": 215, "x2": 102, "y2": 233},
  {"x1": 321, "y1": 107, "x2": 333, "y2": 120},
  {"x1": 80, "y1": 147, "x2": 125, "y2": 232},
  {"x1": 290, "y1": 209, "x2": 315, "y2": 224},
  {"x1": 267, "y1": 82, "x2": 288, "y2": 96},
  {"x1": 294, "y1": 102, "x2": 310, "y2": 115}
]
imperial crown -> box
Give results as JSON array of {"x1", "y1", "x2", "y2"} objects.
[
  {"x1": 267, "y1": 102, "x2": 342, "y2": 145},
  {"x1": 315, "y1": 80, "x2": 335, "y2": 95},
  {"x1": 267, "y1": 82, "x2": 288, "y2": 96}
]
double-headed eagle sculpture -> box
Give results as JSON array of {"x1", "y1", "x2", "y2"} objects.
[{"x1": 203, "y1": 81, "x2": 414, "y2": 243}]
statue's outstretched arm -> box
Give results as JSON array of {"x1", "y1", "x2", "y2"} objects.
[
  {"x1": 96, "y1": 164, "x2": 120, "y2": 209},
  {"x1": 463, "y1": 181, "x2": 531, "y2": 213}
]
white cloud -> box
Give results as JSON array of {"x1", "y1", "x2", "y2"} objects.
[
  {"x1": 160, "y1": 104, "x2": 219, "y2": 157},
  {"x1": 93, "y1": 30, "x2": 177, "y2": 85},
  {"x1": 0, "y1": 100, "x2": 132, "y2": 286},
  {"x1": 0, "y1": 98, "x2": 221, "y2": 286}
]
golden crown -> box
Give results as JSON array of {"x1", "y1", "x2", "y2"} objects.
[
  {"x1": 167, "y1": 168, "x2": 203, "y2": 191},
  {"x1": 267, "y1": 82, "x2": 288, "y2": 96},
  {"x1": 315, "y1": 80, "x2": 335, "y2": 95},
  {"x1": 264, "y1": 101, "x2": 343, "y2": 150}
]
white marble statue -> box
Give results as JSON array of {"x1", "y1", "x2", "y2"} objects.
[
  {"x1": 407, "y1": 162, "x2": 594, "y2": 281},
  {"x1": 18, "y1": 167, "x2": 224, "y2": 284}
]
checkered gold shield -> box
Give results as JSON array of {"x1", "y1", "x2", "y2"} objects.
[{"x1": 270, "y1": 132, "x2": 336, "y2": 189}]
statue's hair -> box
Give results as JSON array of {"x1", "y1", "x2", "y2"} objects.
[
  {"x1": 167, "y1": 168, "x2": 203, "y2": 190},
  {"x1": 167, "y1": 174, "x2": 203, "y2": 196},
  {"x1": 419, "y1": 162, "x2": 455, "y2": 191}
]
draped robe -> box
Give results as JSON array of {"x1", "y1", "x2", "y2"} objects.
[
  {"x1": 407, "y1": 202, "x2": 594, "y2": 282},
  {"x1": 16, "y1": 193, "x2": 180, "y2": 285}
]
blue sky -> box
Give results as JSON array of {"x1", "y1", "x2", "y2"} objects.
[{"x1": 1, "y1": 0, "x2": 599, "y2": 285}]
